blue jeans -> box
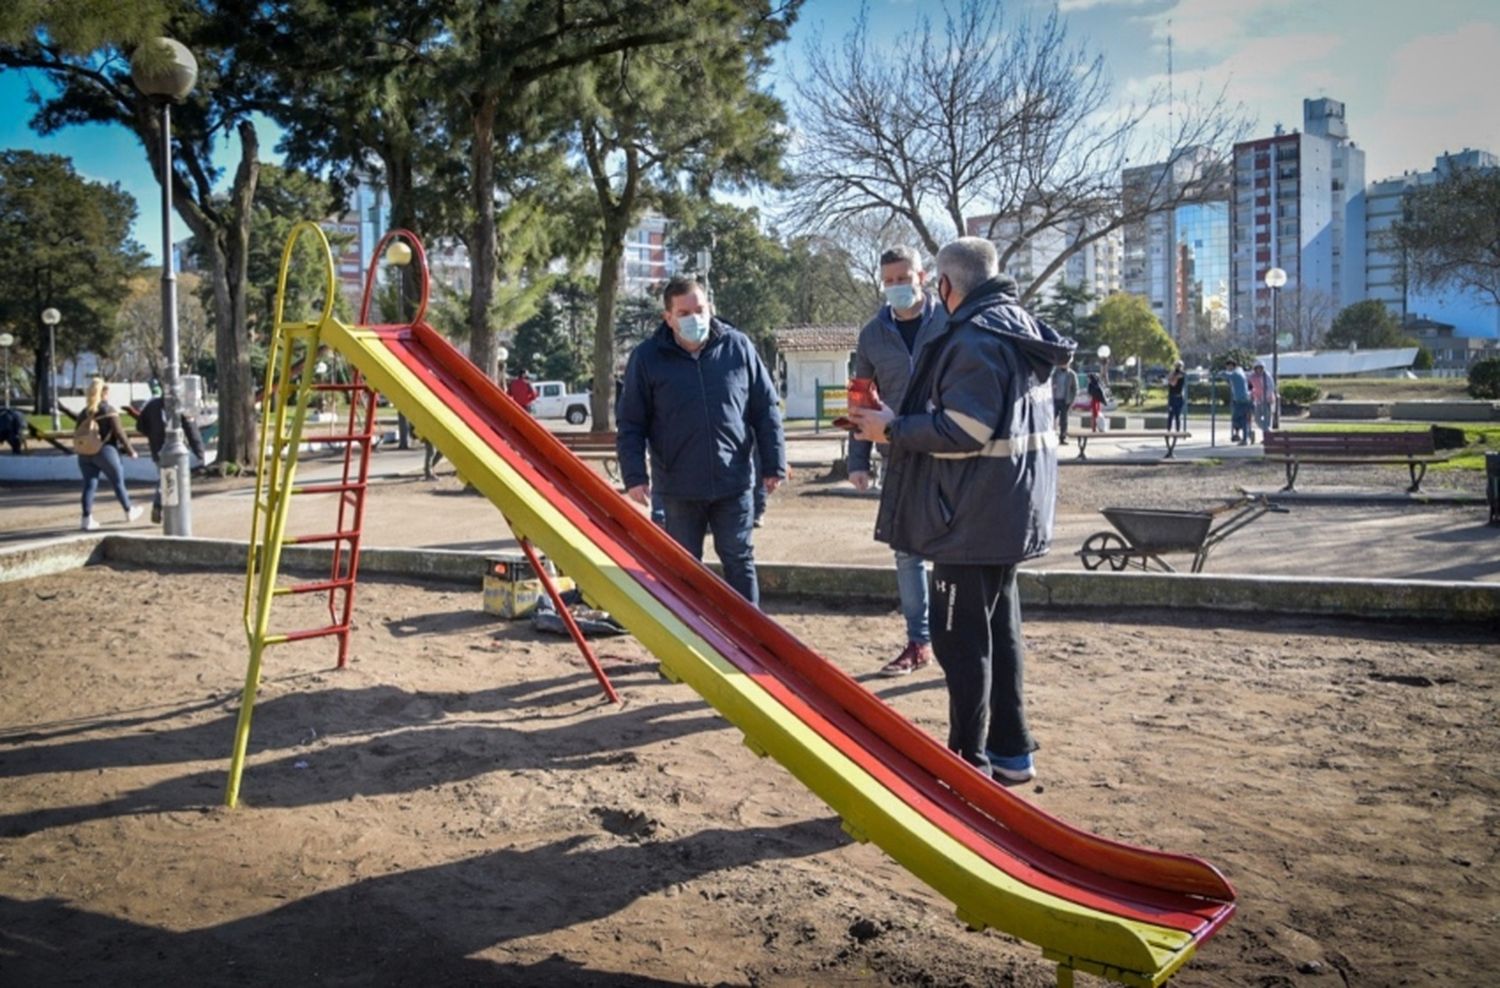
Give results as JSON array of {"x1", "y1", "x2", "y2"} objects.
[
  {"x1": 1231, "y1": 400, "x2": 1253, "y2": 440},
  {"x1": 895, "y1": 549, "x2": 930, "y2": 644},
  {"x1": 79, "y1": 446, "x2": 133, "y2": 516},
  {"x1": 662, "y1": 489, "x2": 758, "y2": 604}
]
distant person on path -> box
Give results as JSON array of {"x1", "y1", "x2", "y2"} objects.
[
  {"x1": 617, "y1": 276, "x2": 786, "y2": 604},
  {"x1": 848, "y1": 245, "x2": 947, "y2": 677},
  {"x1": 1086, "y1": 372, "x2": 1109, "y2": 431},
  {"x1": 0, "y1": 406, "x2": 26, "y2": 454},
  {"x1": 1249, "y1": 361, "x2": 1276, "y2": 437},
  {"x1": 1051, "y1": 357, "x2": 1077, "y2": 445},
  {"x1": 76, "y1": 378, "x2": 143, "y2": 531},
  {"x1": 1166, "y1": 361, "x2": 1187, "y2": 433},
  {"x1": 506, "y1": 369, "x2": 538, "y2": 413},
  {"x1": 137, "y1": 394, "x2": 207, "y2": 524},
  {"x1": 1221, "y1": 359, "x2": 1252, "y2": 444},
  {"x1": 849, "y1": 237, "x2": 1075, "y2": 786}
]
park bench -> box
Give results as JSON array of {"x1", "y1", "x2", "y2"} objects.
[
  {"x1": 1071, "y1": 429, "x2": 1191, "y2": 462},
  {"x1": 1262, "y1": 428, "x2": 1450, "y2": 493}
]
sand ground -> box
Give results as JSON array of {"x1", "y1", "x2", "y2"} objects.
[{"x1": 0, "y1": 565, "x2": 1495, "y2": 987}]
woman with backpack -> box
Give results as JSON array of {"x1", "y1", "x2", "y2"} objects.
[{"x1": 76, "y1": 378, "x2": 143, "y2": 531}]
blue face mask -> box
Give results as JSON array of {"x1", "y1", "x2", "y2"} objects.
[
  {"x1": 676, "y1": 313, "x2": 710, "y2": 344},
  {"x1": 884, "y1": 284, "x2": 919, "y2": 311}
]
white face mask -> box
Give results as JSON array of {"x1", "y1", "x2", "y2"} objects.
[
  {"x1": 884, "y1": 284, "x2": 919, "y2": 310},
  {"x1": 676, "y1": 313, "x2": 710, "y2": 344}
]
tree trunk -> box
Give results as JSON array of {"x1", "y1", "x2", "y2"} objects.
[
  {"x1": 592, "y1": 223, "x2": 627, "y2": 427},
  {"x1": 216, "y1": 121, "x2": 260, "y2": 469},
  {"x1": 468, "y1": 96, "x2": 498, "y2": 379}
]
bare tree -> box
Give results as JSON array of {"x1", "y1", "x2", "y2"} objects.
[{"x1": 787, "y1": 0, "x2": 1246, "y2": 302}]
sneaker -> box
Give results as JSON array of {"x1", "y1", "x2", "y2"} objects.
[
  {"x1": 125, "y1": 506, "x2": 144, "y2": 524},
  {"x1": 1058, "y1": 438, "x2": 1069, "y2": 445},
  {"x1": 81, "y1": 515, "x2": 100, "y2": 532},
  {"x1": 879, "y1": 641, "x2": 933, "y2": 677},
  {"x1": 990, "y1": 752, "x2": 1036, "y2": 785},
  {"x1": 753, "y1": 516, "x2": 764, "y2": 528},
  {"x1": 151, "y1": 504, "x2": 163, "y2": 524}
]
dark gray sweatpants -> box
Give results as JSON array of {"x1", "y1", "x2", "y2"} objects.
[{"x1": 929, "y1": 562, "x2": 1036, "y2": 775}]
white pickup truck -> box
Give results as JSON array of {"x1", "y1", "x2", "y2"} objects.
[{"x1": 530, "y1": 381, "x2": 591, "y2": 424}]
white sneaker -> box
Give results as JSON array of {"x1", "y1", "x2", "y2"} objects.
[
  {"x1": 82, "y1": 515, "x2": 101, "y2": 532},
  {"x1": 125, "y1": 506, "x2": 144, "y2": 524}
]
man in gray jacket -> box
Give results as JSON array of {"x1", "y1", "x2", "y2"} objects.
[
  {"x1": 849, "y1": 246, "x2": 947, "y2": 677},
  {"x1": 850, "y1": 237, "x2": 1075, "y2": 785}
]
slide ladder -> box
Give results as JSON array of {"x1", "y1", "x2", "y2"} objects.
[{"x1": 229, "y1": 225, "x2": 379, "y2": 807}]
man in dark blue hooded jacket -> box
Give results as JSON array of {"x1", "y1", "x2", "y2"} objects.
[
  {"x1": 851, "y1": 237, "x2": 1075, "y2": 786},
  {"x1": 617, "y1": 276, "x2": 786, "y2": 604}
]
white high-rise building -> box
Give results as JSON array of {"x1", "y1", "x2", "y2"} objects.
[
  {"x1": 621, "y1": 212, "x2": 680, "y2": 298},
  {"x1": 1229, "y1": 98, "x2": 1366, "y2": 345},
  {"x1": 1366, "y1": 148, "x2": 1499, "y2": 338},
  {"x1": 965, "y1": 212, "x2": 1121, "y2": 307}
]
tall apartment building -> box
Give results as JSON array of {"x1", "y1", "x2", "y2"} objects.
[
  {"x1": 621, "y1": 212, "x2": 680, "y2": 298},
  {"x1": 1229, "y1": 98, "x2": 1366, "y2": 346},
  {"x1": 1121, "y1": 147, "x2": 1230, "y2": 349},
  {"x1": 965, "y1": 212, "x2": 1122, "y2": 307},
  {"x1": 1366, "y1": 148, "x2": 1499, "y2": 337}
]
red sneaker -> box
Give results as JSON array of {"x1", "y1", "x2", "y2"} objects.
[{"x1": 879, "y1": 641, "x2": 933, "y2": 677}]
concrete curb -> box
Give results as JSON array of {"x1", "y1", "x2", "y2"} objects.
[{"x1": 1, "y1": 535, "x2": 1494, "y2": 627}]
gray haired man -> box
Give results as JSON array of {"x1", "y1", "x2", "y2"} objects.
[
  {"x1": 849, "y1": 245, "x2": 947, "y2": 676},
  {"x1": 849, "y1": 237, "x2": 1075, "y2": 785}
]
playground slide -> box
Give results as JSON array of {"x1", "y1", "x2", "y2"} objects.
[{"x1": 318, "y1": 315, "x2": 1235, "y2": 987}]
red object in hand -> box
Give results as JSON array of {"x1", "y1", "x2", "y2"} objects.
[{"x1": 848, "y1": 377, "x2": 881, "y2": 410}]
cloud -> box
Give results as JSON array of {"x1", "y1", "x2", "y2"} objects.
[
  {"x1": 1368, "y1": 21, "x2": 1500, "y2": 177},
  {"x1": 1142, "y1": 0, "x2": 1301, "y2": 55},
  {"x1": 1057, "y1": 0, "x2": 1156, "y2": 11},
  {"x1": 1123, "y1": 32, "x2": 1343, "y2": 108}
]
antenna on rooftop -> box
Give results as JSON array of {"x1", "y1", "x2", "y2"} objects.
[{"x1": 1167, "y1": 18, "x2": 1174, "y2": 137}]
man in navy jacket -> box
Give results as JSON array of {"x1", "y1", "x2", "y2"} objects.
[
  {"x1": 617, "y1": 276, "x2": 786, "y2": 604},
  {"x1": 851, "y1": 237, "x2": 1075, "y2": 786}
]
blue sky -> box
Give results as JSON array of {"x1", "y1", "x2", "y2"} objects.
[{"x1": 4, "y1": 0, "x2": 1498, "y2": 264}]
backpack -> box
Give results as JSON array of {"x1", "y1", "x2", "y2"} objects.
[{"x1": 73, "y1": 412, "x2": 104, "y2": 456}]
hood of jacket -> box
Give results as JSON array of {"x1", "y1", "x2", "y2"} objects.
[{"x1": 948, "y1": 276, "x2": 1076, "y2": 381}]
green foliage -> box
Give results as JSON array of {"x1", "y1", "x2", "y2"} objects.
[
  {"x1": 1091, "y1": 293, "x2": 1179, "y2": 366},
  {"x1": 1034, "y1": 281, "x2": 1099, "y2": 344},
  {"x1": 1391, "y1": 167, "x2": 1500, "y2": 306},
  {"x1": 0, "y1": 0, "x2": 166, "y2": 51},
  {"x1": 673, "y1": 202, "x2": 794, "y2": 347},
  {"x1": 1325, "y1": 300, "x2": 1409, "y2": 349},
  {"x1": 782, "y1": 236, "x2": 871, "y2": 331},
  {"x1": 1187, "y1": 381, "x2": 1230, "y2": 405},
  {"x1": 0, "y1": 150, "x2": 145, "y2": 412},
  {"x1": 511, "y1": 294, "x2": 587, "y2": 385},
  {"x1": 1212, "y1": 347, "x2": 1256, "y2": 372},
  {"x1": 1278, "y1": 380, "x2": 1322, "y2": 406},
  {"x1": 1469, "y1": 357, "x2": 1500, "y2": 400},
  {"x1": 1412, "y1": 346, "x2": 1434, "y2": 371}
]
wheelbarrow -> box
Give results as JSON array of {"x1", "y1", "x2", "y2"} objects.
[{"x1": 1077, "y1": 495, "x2": 1288, "y2": 573}]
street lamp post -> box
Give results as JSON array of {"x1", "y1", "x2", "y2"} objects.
[
  {"x1": 496, "y1": 345, "x2": 510, "y2": 386},
  {"x1": 0, "y1": 332, "x2": 13, "y2": 407},
  {"x1": 132, "y1": 37, "x2": 199, "y2": 537},
  {"x1": 40, "y1": 308, "x2": 61, "y2": 430},
  {"x1": 387, "y1": 241, "x2": 413, "y2": 448},
  {"x1": 1265, "y1": 267, "x2": 1287, "y2": 430}
]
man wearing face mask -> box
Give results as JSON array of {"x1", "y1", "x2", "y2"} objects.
[
  {"x1": 616, "y1": 275, "x2": 786, "y2": 604},
  {"x1": 849, "y1": 237, "x2": 1075, "y2": 786},
  {"x1": 849, "y1": 246, "x2": 947, "y2": 677}
]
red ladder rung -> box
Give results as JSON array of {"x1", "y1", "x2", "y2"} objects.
[
  {"x1": 291, "y1": 481, "x2": 366, "y2": 496},
  {"x1": 275, "y1": 578, "x2": 355, "y2": 596},
  {"x1": 289, "y1": 531, "x2": 360, "y2": 545},
  {"x1": 269, "y1": 624, "x2": 351, "y2": 645}
]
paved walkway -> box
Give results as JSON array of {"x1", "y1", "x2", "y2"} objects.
[{"x1": 3, "y1": 421, "x2": 1495, "y2": 583}]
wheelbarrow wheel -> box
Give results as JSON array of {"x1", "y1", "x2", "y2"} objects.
[{"x1": 1081, "y1": 531, "x2": 1130, "y2": 571}]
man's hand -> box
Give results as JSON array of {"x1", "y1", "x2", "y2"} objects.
[
  {"x1": 627, "y1": 484, "x2": 651, "y2": 506},
  {"x1": 763, "y1": 476, "x2": 783, "y2": 495},
  {"x1": 848, "y1": 402, "x2": 894, "y2": 444},
  {"x1": 848, "y1": 470, "x2": 870, "y2": 492}
]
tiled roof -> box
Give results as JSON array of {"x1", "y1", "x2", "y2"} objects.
[{"x1": 772, "y1": 325, "x2": 860, "y2": 353}]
